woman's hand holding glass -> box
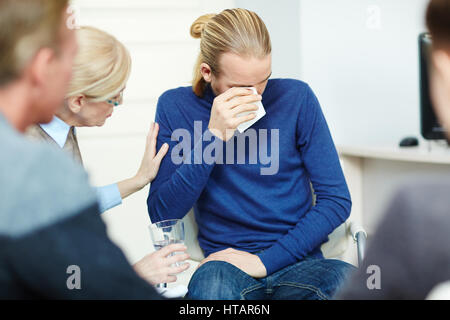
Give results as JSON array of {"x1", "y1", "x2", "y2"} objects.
[{"x1": 133, "y1": 243, "x2": 190, "y2": 285}]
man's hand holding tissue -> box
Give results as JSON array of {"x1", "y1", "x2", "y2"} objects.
[{"x1": 208, "y1": 87, "x2": 261, "y2": 141}]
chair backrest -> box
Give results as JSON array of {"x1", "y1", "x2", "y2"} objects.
[
  {"x1": 321, "y1": 222, "x2": 348, "y2": 258},
  {"x1": 182, "y1": 208, "x2": 205, "y2": 261}
]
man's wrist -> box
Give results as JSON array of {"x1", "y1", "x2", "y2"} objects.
[
  {"x1": 256, "y1": 244, "x2": 298, "y2": 276},
  {"x1": 254, "y1": 254, "x2": 267, "y2": 278}
]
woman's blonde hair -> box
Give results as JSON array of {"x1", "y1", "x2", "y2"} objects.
[
  {"x1": 190, "y1": 8, "x2": 271, "y2": 97},
  {"x1": 67, "y1": 26, "x2": 131, "y2": 102}
]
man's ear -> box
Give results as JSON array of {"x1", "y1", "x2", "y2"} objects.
[
  {"x1": 200, "y1": 63, "x2": 213, "y2": 83},
  {"x1": 432, "y1": 50, "x2": 450, "y2": 84},
  {"x1": 28, "y1": 47, "x2": 55, "y2": 87},
  {"x1": 66, "y1": 95, "x2": 84, "y2": 114}
]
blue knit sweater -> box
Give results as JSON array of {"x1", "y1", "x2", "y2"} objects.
[{"x1": 147, "y1": 79, "x2": 351, "y2": 275}]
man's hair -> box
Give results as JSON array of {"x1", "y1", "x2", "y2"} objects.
[
  {"x1": 190, "y1": 8, "x2": 271, "y2": 97},
  {"x1": 426, "y1": 0, "x2": 450, "y2": 51},
  {"x1": 0, "y1": 0, "x2": 69, "y2": 86}
]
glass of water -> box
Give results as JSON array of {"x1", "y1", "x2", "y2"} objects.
[{"x1": 148, "y1": 219, "x2": 185, "y2": 289}]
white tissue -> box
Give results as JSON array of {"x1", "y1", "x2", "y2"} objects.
[{"x1": 236, "y1": 87, "x2": 266, "y2": 133}]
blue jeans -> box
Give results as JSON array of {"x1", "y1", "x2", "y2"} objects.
[{"x1": 186, "y1": 256, "x2": 356, "y2": 300}]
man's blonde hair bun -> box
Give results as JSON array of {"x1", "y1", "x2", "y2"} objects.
[{"x1": 190, "y1": 14, "x2": 216, "y2": 39}]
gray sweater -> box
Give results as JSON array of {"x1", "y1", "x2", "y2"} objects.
[
  {"x1": 336, "y1": 181, "x2": 450, "y2": 299},
  {"x1": 0, "y1": 113, "x2": 161, "y2": 299}
]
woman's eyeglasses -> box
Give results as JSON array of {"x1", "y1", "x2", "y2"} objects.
[{"x1": 107, "y1": 90, "x2": 124, "y2": 107}]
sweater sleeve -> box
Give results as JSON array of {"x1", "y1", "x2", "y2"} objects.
[
  {"x1": 147, "y1": 91, "x2": 224, "y2": 222},
  {"x1": 257, "y1": 85, "x2": 352, "y2": 275}
]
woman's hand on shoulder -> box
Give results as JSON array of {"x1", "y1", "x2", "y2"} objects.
[{"x1": 135, "y1": 122, "x2": 169, "y2": 188}]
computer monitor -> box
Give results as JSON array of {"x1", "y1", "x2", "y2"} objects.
[{"x1": 419, "y1": 32, "x2": 447, "y2": 140}]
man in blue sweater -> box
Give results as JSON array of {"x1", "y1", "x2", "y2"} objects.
[{"x1": 147, "y1": 8, "x2": 355, "y2": 300}]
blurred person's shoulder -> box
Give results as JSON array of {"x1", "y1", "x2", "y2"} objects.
[
  {"x1": 367, "y1": 179, "x2": 450, "y2": 243},
  {"x1": 392, "y1": 179, "x2": 450, "y2": 220},
  {"x1": 0, "y1": 118, "x2": 98, "y2": 239},
  {"x1": 336, "y1": 179, "x2": 450, "y2": 300},
  {"x1": 385, "y1": 179, "x2": 450, "y2": 249}
]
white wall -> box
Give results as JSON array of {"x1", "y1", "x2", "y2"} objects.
[
  {"x1": 298, "y1": 0, "x2": 430, "y2": 145},
  {"x1": 213, "y1": 0, "x2": 430, "y2": 146},
  {"x1": 72, "y1": 0, "x2": 235, "y2": 264},
  {"x1": 234, "y1": 0, "x2": 302, "y2": 79}
]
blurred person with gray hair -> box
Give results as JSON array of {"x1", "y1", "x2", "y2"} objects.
[{"x1": 0, "y1": 0, "x2": 169, "y2": 299}]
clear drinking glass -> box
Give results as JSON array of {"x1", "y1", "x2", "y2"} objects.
[{"x1": 148, "y1": 219, "x2": 185, "y2": 289}]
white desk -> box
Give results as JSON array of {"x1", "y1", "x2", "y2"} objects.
[{"x1": 338, "y1": 143, "x2": 450, "y2": 238}]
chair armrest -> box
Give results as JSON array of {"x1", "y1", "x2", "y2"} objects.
[{"x1": 349, "y1": 222, "x2": 367, "y2": 267}]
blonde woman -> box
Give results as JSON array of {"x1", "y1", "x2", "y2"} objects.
[
  {"x1": 147, "y1": 9, "x2": 355, "y2": 300},
  {"x1": 26, "y1": 26, "x2": 190, "y2": 286},
  {"x1": 27, "y1": 26, "x2": 168, "y2": 213}
]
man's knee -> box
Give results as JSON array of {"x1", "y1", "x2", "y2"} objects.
[
  {"x1": 327, "y1": 259, "x2": 356, "y2": 282},
  {"x1": 319, "y1": 259, "x2": 357, "y2": 297},
  {"x1": 187, "y1": 261, "x2": 244, "y2": 300},
  {"x1": 274, "y1": 258, "x2": 356, "y2": 300}
]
